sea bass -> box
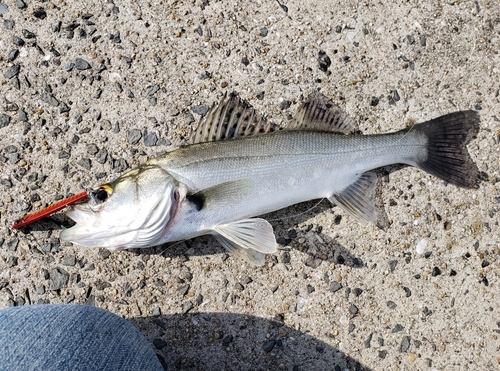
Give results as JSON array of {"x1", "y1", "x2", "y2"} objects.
[{"x1": 59, "y1": 93, "x2": 480, "y2": 265}]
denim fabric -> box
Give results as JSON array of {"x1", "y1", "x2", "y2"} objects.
[{"x1": 0, "y1": 304, "x2": 164, "y2": 371}]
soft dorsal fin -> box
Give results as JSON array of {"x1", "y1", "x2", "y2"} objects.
[
  {"x1": 289, "y1": 91, "x2": 359, "y2": 134},
  {"x1": 190, "y1": 93, "x2": 281, "y2": 144}
]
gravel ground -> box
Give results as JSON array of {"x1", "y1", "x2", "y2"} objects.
[{"x1": 1, "y1": 0, "x2": 499, "y2": 370}]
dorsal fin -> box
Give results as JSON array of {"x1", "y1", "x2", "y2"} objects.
[
  {"x1": 190, "y1": 93, "x2": 281, "y2": 144},
  {"x1": 288, "y1": 91, "x2": 359, "y2": 134}
]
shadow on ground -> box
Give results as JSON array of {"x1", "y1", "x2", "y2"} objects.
[{"x1": 131, "y1": 311, "x2": 372, "y2": 371}]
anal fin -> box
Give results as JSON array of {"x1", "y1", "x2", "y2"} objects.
[
  {"x1": 213, "y1": 218, "x2": 277, "y2": 266},
  {"x1": 328, "y1": 172, "x2": 378, "y2": 224}
]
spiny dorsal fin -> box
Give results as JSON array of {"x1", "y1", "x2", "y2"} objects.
[
  {"x1": 328, "y1": 172, "x2": 378, "y2": 224},
  {"x1": 289, "y1": 91, "x2": 359, "y2": 134},
  {"x1": 190, "y1": 93, "x2": 281, "y2": 144}
]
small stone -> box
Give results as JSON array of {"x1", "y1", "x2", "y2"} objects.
[
  {"x1": 18, "y1": 110, "x2": 28, "y2": 122},
  {"x1": 349, "y1": 304, "x2": 358, "y2": 315},
  {"x1": 12, "y1": 36, "x2": 25, "y2": 46},
  {"x1": 256, "y1": 91, "x2": 265, "y2": 100},
  {"x1": 7, "y1": 238, "x2": 19, "y2": 251},
  {"x1": 33, "y1": 9, "x2": 47, "y2": 19},
  {"x1": 431, "y1": 267, "x2": 441, "y2": 276},
  {"x1": 392, "y1": 324, "x2": 404, "y2": 333},
  {"x1": 62, "y1": 255, "x2": 76, "y2": 266},
  {"x1": 262, "y1": 340, "x2": 275, "y2": 352},
  {"x1": 389, "y1": 260, "x2": 398, "y2": 271},
  {"x1": 378, "y1": 350, "x2": 387, "y2": 359},
  {"x1": 400, "y1": 336, "x2": 411, "y2": 352},
  {"x1": 0, "y1": 114, "x2": 11, "y2": 129},
  {"x1": 147, "y1": 84, "x2": 160, "y2": 96},
  {"x1": 22, "y1": 29, "x2": 35, "y2": 39},
  {"x1": 408, "y1": 353, "x2": 417, "y2": 362},
  {"x1": 77, "y1": 158, "x2": 91, "y2": 170},
  {"x1": 260, "y1": 27, "x2": 268, "y2": 37},
  {"x1": 192, "y1": 105, "x2": 209, "y2": 116},
  {"x1": 419, "y1": 36, "x2": 427, "y2": 46},
  {"x1": 40, "y1": 92, "x2": 60, "y2": 107},
  {"x1": 318, "y1": 50, "x2": 331, "y2": 72},
  {"x1": 222, "y1": 335, "x2": 233, "y2": 345},
  {"x1": 127, "y1": 129, "x2": 142, "y2": 144},
  {"x1": 177, "y1": 284, "x2": 190, "y2": 296},
  {"x1": 279, "y1": 100, "x2": 292, "y2": 110},
  {"x1": 75, "y1": 58, "x2": 91, "y2": 70},
  {"x1": 306, "y1": 284, "x2": 315, "y2": 294},
  {"x1": 49, "y1": 267, "x2": 69, "y2": 291},
  {"x1": 279, "y1": 251, "x2": 290, "y2": 264},
  {"x1": 143, "y1": 129, "x2": 158, "y2": 147},
  {"x1": 153, "y1": 338, "x2": 167, "y2": 349},
  {"x1": 403, "y1": 287, "x2": 412, "y2": 297},
  {"x1": 86, "y1": 144, "x2": 99, "y2": 156},
  {"x1": 4, "y1": 64, "x2": 20, "y2": 79},
  {"x1": 182, "y1": 301, "x2": 193, "y2": 314},
  {"x1": 353, "y1": 288, "x2": 363, "y2": 297},
  {"x1": 364, "y1": 333, "x2": 373, "y2": 348},
  {"x1": 241, "y1": 57, "x2": 250, "y2": 66},
  {"x1": 16, "y1": 0, "x2": 26, "y2": 9},
  {"x1": 387, "y1": 301, "x2": 397, "y2": 309},
  {"x1": 7, "y1": 49, "x2": 19, "y2": 62},
  {"x1": 330, "y1": 282, "x2": 342, "y2": 293},
  {"x1": 370, "y1": 96, "x2": 379, "y2": 107}
]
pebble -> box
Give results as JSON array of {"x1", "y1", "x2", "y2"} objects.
[
  {"x1": 143, "y1": 129, "x2": 158, "y2": 147},
  {"x1": 279, "y1": 100, "x2": 292, "y2": 110},
  {"x1": 318, "y1": 50, "x2": 331, "y2": 72},
  {"x1": 260, "y1": 27, "x2": 268, "y2": 37},
  {"x1": 387, "y1": 301, "x2": 397, "y2": 309},
  {"x1": 153, "y1": 338, "x2": 167, "y2": 349},
  {"x1": 392, "y1": 324, "x2": 404, "y2": 333},
  {"x1": 0, "y1": 3, "x2": 9, "y2": 14},
  {"x1": 77, "y1": 158, "x2": 91, "y2": 170},
  {"x1": 349, "y1": 304, "x2": 358, "y2": 315},
  {"x1": 4, "y1": 64, "x2": 20, "y2": 79},
  {"x1": 431, "y1": 267, "x2": 441, "y2": 276},
  {"x1": 389, "y1": 260, "x2": 398, "y2": 271},
  {"x1": 49, "y1": 267, "x2": 69, "y2": 291},
  {"x1": 330, "y1": 282, "x2": 342, "y2": 293},
  {"x1": 0, "y1": 114, "x2": 11, "y2": 129},
  {"x1": 403, "y1": 287, "x2": 412, "y2": 297},
  {"x1": 192, "y1": 105, "x2": 209, "y2": 116},
  {"x1": 33, "y1": 9, "x2": 47, "y2": 19},
  {"x1": 16, "y1": 0, "x2": 26, "y2": 9},
  {"x1": 147, "y1": 84, "x2": 160, "y2": 96},
  {"x1": 40, "y1": 92, "x2": 60, "y2": 107},
  {"x1": 262, "y1": 340, "x2": 275, "y2": 352},
  {"x1": 182, "y1": 301, "x2": 193, "y2": 314},
  {"x1": 241, "y1": 57, "x2": 250, "y2": 66},
  {"x1": 127, "y1": 129, "x2": 142, "y2": 144},
  {"x1": 75, "y1": 58, "x2": 91, "y2": 70},
  {"x1": 62, "y1": 255, "x2": 76, "y2": 266},
  {"x1": 306, "y1": 284, "x2": 315, "y2": 294},
  {"x1": 178, "y1": 284, "x2": 190, "y2": 296},
  {"x1": 86, "y1": 144, "x2": 99, "y2": 156},
  {"x1": 5, "y1": 19, "x2": 15, "y2": 30},
  {"x1": 7, "y1": 49, "x2": 19, "y2": 62},
  {"x1": 400, "y1": 336, "x2": 411, "y2": 352},
  {"x1": 22, "y1": 29, "x2": 35, "y2": 39}
]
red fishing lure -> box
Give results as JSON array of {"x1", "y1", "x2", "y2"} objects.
[{"x1": 12, "y1": 191, "x2": 89, "y2": 229}]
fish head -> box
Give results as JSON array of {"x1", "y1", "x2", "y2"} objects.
[{"x1": 60, "y1": 165, "x2": 179, "y2": 250}]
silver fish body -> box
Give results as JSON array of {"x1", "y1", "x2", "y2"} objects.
[{"x1": 60, "y1": 93, "x2": 479, "y2": 265}]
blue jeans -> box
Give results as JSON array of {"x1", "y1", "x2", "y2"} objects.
[{"x1": 0, "y1": 304, "x2": 164, "y2": 371}]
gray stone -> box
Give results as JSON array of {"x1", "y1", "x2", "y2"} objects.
[
  {"x1": 143, "y1": 129, "x2": 158, "y2": 147},
  {"x1": 40, "y1": 92, "x2": 60, "y2": 107},
  {"x1": 127, "y1": 129, "x2": 142, "y2": 144},
  {"x1": 62, "y1": 255, "x2": 76, "y2": 266},
  {"x1": 330, "y1": 282, "x2": 342, "y2": 293},
  {"x1": 86, "y1": 144, "x2": 99, "y2": 155},
  {"x1": 182, "y1": 301, "x2": 193, "y2": 314},
  {"x1": 49, "y1": 267, "x2": 69, "y2": 290},
  {"x1": 392, "y1": 324, "x2": 404, "y2": 333},
  {"x1": 400, "y1": 336, "x2": 411, "y2": 352},
  {"x1": 0, "y1": 114, "x2": 10, "y2": 129},
  {"x1": 77, "y1": 158, "x2": 91, "y2": 170},
  {"x1": 4, "y1": 64, "x2": 20, "y2": 79},
  {"x1": 262, "y1": 340, "x2": 275, "y2": 352},
  {"x1": 18, "y1": 110, "x2": 28, "y2": 121},
  {"x1": 75, "y1": 58, "x2": 91, "y2": 70},
  {"x1": 192, "y1": 105, "x2": 209, "y2": 116}
]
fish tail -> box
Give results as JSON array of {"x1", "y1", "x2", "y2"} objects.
[{"x1": 409, "y1": 110, "x2": 480, "y2": 188}]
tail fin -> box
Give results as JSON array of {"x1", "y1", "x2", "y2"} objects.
[{"x1": 411, "y1": 110, "x2": 480, "y2": 188}]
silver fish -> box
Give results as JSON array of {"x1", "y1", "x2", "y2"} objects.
[{"x1": 60, "y1": 92, "x2": 480, "y2": 265}]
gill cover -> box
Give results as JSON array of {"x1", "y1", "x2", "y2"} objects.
[{"x1": 60, "y1": 165, "x2": 178, "y2": 250}]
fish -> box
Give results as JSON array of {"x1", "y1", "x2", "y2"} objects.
[{"x1": 57, "y1": 92, "x2": 480, "y2": 265}]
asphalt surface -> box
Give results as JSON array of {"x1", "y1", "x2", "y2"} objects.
[{"x1": 1, "y1": 0, "x2": 499, "y2": 370}]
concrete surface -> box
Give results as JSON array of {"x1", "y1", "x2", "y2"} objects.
[{"x1": 1, "y1": 0, "x2": 499, "y2": 370}]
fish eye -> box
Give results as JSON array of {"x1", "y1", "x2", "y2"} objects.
[{"x1": 95, "y1": 189, "x2": 108, "y2": 202}]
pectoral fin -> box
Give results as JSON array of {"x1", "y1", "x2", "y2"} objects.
[
  {"x1": 328, "y1": 172, "x2": 378, "y2": 224},
  {"x1": 187, "y1": 179, "x2": 254, "y2": 211},
  {"x1": 213, "y1": 218, "x2": 277, "y2": 266}
]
